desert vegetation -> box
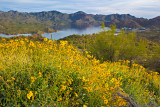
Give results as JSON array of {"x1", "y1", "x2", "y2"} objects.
[
  {"x1": 0, "y1": 33, "x2": 160, "y2": 106},
  {"x1": 61, "y1": 25, "x2": 160, "y2": 73}
]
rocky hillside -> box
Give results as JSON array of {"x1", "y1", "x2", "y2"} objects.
[{"x1": 0, "y1": 10, "x2": 159, "y2": 34}]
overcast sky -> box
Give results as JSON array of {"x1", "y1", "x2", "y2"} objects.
[{"x1": 0, "y1": 0, "x2": 159, "y2": 19}]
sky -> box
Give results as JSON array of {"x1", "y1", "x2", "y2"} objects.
[{"x1": 0, "y1": 0, "x2": 159, "y2": 19}]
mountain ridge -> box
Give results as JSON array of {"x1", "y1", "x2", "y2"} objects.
[{"x1": 0, "y1": 10, "x2": 159, "y2": 34}]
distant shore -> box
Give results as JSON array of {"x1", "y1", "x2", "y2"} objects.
[{"x1": 0, "y1": 29, "x2": 59, "y2": 36}]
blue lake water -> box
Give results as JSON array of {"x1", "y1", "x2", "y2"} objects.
[
  {"x1": 0, "y1": 26, "x2": 110, "y2": 40},
  {"x1": 42, "y1": 26, "x2": 109, "y2": 40},
  {"x1": 0, "y1": 33, "x2": 32, "y2": 38}
]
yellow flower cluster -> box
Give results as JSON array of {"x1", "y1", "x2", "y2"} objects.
[
  {"x1": 27, "y1": 91, "x2": 33, "y2": 100},
  {"x1": 31, "y1": 76, "x2": 36, "y2": 83},
  {"x1": 0, "y1": 38, "x2": 159, "y2": 106}
]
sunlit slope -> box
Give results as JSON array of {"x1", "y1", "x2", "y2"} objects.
[{"x1": 0, "y1": 38, "x2": 159, "y2": 106}]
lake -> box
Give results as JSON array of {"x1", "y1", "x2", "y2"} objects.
[
  {"x1": 42, "y1": 26, "x2": 109, "y2": 40},
  {"x1": 0, "y1": 33, "x2": 32, "y2": 38},
  {"x1": 0, "y1": 26, "x2": 110, "y2": 40}
]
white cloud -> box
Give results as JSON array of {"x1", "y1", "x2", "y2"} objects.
[{"x1": 0, "y1": 0, "x2": 159, "y2": 18}]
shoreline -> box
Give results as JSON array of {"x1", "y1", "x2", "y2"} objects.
[{"x1": 0, "y1": 30, "x2": 59, "y2": 36}]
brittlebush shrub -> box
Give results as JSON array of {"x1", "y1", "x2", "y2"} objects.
[
  {"x1": 88, "y1": 25, "x2": 148, "y2": 63},
  {"x1": 0, "y1": 38, "x2": 160, "y2": 106}
]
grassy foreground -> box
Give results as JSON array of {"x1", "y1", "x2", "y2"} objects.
[{"x1": 0, "y1": 37, "x2": 160, "y2": 106}]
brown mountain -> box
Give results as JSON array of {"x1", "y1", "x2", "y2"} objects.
[
  {"x1": 147, "y1": 16, "x2": 160, "y2": 30},
  {"x1": 105, "y1": 19, "x2": 142, "y2": 28},
  {"x1": 0, "y1": 10, "x2": 159, "y2": 34}
]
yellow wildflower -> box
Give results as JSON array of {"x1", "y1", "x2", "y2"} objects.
[
  {"x1": 58, "y1": 98, "x2": 62, "y2": 101},
  {"x1": 27, "y1": 91, "x2": 33, "y2": 99},
  {"x1": 20, "y1": 40, "x2": 25, "y2": 45},
  {"x1": 74, "y1": 92, "x2": 78, "y2": 97},
  {"x1": 60, "y1": 41, "x2": 68, "y2": 46},
  {"x1": 38, "y1": 72, "x2": 42, "y2": 77},
  {"x1": 69, "y1": 87, "x2": 73, "y2": 90},
  {"x1": 44, "y1": 38, "x2": 48, "y2": 41},
  {"x1": 62, "y1": 81, "x2": 66, "y2": 84},
  {"x1": 7, "y1": 79, "x2": 11, "y2": 82},
  {"x1": 110, "y1": 78, "x2": 115, "y2": 83},
  {"x1": 35, "y1": 91, "x2": 37, "y2": 95},
  {"x1": 104, "y1": 99, "x2": 108, "y2": 104},
  {"x1": 29, "y1": 41, "x2": 35, "y2": 47},
  {"x1": 87, "y1": 54, "x2": 92, "y2": 58},
  {"x1": 83, "y1": 105, "x2": 87, "y2": 107},
  {"x1": 31, "y1": 76, "x2": 36, "y2": 83},
  {"x1": 83, "y1": 87, "x2": 92, "y2": 92},
  {"x1": 61, "y1": 85, "x2": 66, "y2": 91},
  {"x1": 17, "y1": 90, "x2": 21, "y2": 96},
  {"x1": 11, "y1": 77, "x2": 15, "y2": 80},
  {"x1": 82, "y1": 76, "x2": 88, "y2": 82},
  {"x1": 11, "y1": 83, "x2": 14, "y2": 86},
  {"x1": 31, "y1": 95, "x2": 34, "y2": 102},
  {"x1": 15, "y1": 39, "x2": 18, "y2": 42}
]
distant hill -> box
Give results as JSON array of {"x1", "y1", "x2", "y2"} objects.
[
  {"x1": 147, "y1": 16, "x2": 160, "y2": 29},
  {"x1": 105, "y1": 19, "x2": 142, "y2": 28},
  {"x1": 0, "y1": 10, "x2": 159, "y2": 34}
]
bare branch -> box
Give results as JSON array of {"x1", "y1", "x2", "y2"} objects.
[
  {"x1": 0, "y1": 76, "x2": 10, "y2": 88},
  {"x1": 117, "y1": 92, "x2": 138, "y2": 107}
]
